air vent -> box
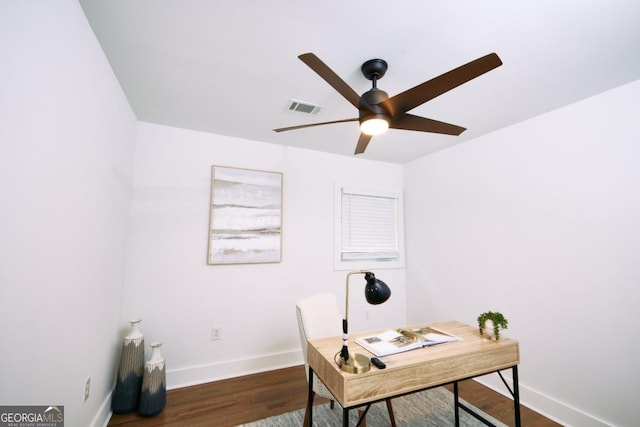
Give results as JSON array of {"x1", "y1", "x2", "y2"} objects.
[{"x1": 287, "y1": 99, "x2": 321, "y2": 114}]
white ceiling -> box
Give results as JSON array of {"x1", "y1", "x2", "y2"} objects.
[{"x1": 79, "y1": 0, "x2": 640, "y2": 164}]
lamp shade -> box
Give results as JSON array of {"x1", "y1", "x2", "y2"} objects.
[{"x1": 364, "y1": 272, "x2": 391, "y2": 305}]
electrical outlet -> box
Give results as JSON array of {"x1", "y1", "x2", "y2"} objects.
[
  {"x1": 84, "y1": 377, "x2": 91, "y2": 402},
  {"x1": 365, "y1": 310, "x2": 371, "y2": 320},
  {"x1": 211, "y1": 326, "x2": 222, "y2": 341}
]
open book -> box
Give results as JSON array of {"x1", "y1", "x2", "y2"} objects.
[{"x1": 355, "y1": 326, "x2": 461, "y2": 357}]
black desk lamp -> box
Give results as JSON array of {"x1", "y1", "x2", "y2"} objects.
[{"x1": 339, "y1": 270, "x2": 391, "y2": 374}]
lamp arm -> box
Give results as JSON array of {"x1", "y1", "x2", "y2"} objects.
[{"x1": 341, "y1": 270, "x2": 370, "y2": 363}]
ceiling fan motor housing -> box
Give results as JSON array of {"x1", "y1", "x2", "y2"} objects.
[{"x1": 359, "y1": 88, "x2": 390, "y2": 124}]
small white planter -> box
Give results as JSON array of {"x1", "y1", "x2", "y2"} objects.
[{"x1": 481, "y1": 319, "x2": 497, "y2": 340}]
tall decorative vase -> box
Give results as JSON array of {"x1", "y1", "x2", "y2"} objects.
[
  {"x1": 139, "y1": 342, "x2": 166, "y2": 417},
  {"x1": 112, "y1": 319, "x2": 145, "y2": 414}
]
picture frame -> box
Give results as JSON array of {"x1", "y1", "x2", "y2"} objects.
[{"x1": 207, "y1": 165, "x2": 283, "y2": 265}]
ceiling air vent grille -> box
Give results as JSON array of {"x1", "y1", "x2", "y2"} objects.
[{"x1": 287, "y1": 99, "x2": 321, "y2": 114}]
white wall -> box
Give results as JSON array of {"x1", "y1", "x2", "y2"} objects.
[
  {"x1": 125, "y1": 122, "x2": 406, "y2": 388},
  {"x1": 405, "y1": 80, "x2": 640, "y2": 427},
  {"x1": 6, "y1": 4, "x2": 637, "y2": 426},
  {"x1": 0, "y1": 2, "x2": 137, "y2": 427}
]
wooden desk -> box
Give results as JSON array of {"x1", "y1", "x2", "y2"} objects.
[{"x1": 307, "y1": 320, "x2": 520, "y2": 427}]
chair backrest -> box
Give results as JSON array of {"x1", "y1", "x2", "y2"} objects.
[{"x1": 295, "y1": 292, "x2": 342, "y2": 366}]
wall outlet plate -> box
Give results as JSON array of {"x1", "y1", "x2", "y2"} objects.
[
  {"x1": 211, "y1": 326, "x2": 222, "y2": 341},
  {"x1": 84, "y1": 377, "x2": 91, "y2": 402}
]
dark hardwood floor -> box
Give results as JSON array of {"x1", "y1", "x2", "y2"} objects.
[{"x1": 108, "y1": 365, "x2": 561, "y2": 426}]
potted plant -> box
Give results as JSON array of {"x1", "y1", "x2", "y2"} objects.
[{"x1": 477, "y1": 311, "x2": 508, "y2": 340}]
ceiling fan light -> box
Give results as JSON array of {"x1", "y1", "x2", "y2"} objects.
[{"x1": 360, "y1": 118, "x2": 389, "y2": 136}]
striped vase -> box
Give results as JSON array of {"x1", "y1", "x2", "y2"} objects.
[
  {"x1": 112, "y1": 319, "x2": 145, "y2": 414},
  {"x1": 139, "y1": 342, "x2": 166, "y2": 417}
]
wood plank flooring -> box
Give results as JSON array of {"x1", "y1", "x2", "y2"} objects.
[{"x1": 108, "y1": 365, "x2": 561, "y2": 426}]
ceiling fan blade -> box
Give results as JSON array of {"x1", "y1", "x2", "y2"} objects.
[
  {"x1": 382, "y1": 53, "x2": 502, "y2": 117},
  {"x1": 354, "y1": 133, "x2": 373, "y2": 155},
  {"x1": 390, "y1": 113, "x2": 466, "y2": 135},
  {"x1": 273, "y1": 117, "x2": 358, "y2": 133},
  {"x1": 299, "y1": 53, "x2": 363, "y2": 109}
]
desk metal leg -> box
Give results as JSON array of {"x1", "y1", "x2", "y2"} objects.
[
  {"x1": 453, "y1": 381, "x2": 460, "y2": 427},
  {"x1": 455, "y1": 367, "x2": 521, "y2": 427},
  {"x1": 496, "y1": 366, "x2": 521, "y2": 427},
  {"x1": 513, "y1": 365, "x2": 521, "y2": 427},
  {"x1": 307, "y1": 366, "x2": 315, "y2": 427},
  {"x1": 345, "y1": 404, "x2": 371, "y2": 427}
]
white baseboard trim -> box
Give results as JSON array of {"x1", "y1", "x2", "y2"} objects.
[
  {"x1": 474, "y1": 373, "x2": 611, "y2": 427},
  {"x1": 166, "y1": 349, "x2": 304, "y2": 390},
  {"x1": 91, "y1": 390, "x2": 113, "y2": 427}
]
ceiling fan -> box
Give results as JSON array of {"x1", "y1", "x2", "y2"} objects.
[{"x1": 274, "y1": 52, "x2": 502, "y2": 155}]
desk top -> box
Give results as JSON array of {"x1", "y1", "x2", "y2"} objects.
[{"x1": 307, "y1": 320, "x2": 519, "y2": 408}]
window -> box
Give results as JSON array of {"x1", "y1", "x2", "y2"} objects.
[{"x1": 335, "y1": 185, "x2": 404, "y2": 270}]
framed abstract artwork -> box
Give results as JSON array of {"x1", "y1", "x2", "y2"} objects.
[{"x1": 207, "y1": 166, "x2": 283, "y2": 265}]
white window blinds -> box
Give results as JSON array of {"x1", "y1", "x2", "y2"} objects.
[{"x1": 340, "y1": 189, "x2": 399, "y2": 261}]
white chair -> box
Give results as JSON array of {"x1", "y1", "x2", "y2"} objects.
[{"x1": 296, "y1": 292, "x2": 396, "y2": 426}]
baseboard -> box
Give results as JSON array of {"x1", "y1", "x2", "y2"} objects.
[
  {"x1": 474, "y1": 373, "x2": 611, "y2": 427},
  {"x1": 166, "y1": 349, "x2": 303, "y2": 390},
  {"x1": 91, "y1": 390, "x2": 113, "y2": 427}
]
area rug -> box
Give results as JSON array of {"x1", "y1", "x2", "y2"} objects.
[{"x1": 238, "y1": 386, "x2": 507, "y2": 426}]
